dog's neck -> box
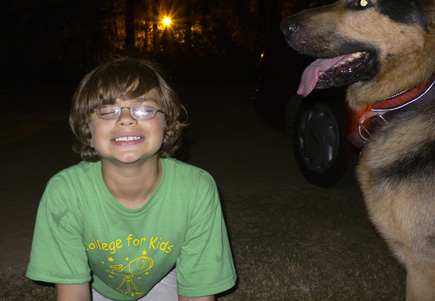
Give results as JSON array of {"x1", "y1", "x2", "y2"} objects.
[
  {"x1": 348, "y1": 76, "x2": 435, "y2": 148},
  {"x1": 372, "y1": 78, "x2": 434, "y2": 110},
  {"x1": 346, "y1": 23, "x2": 435, "y2": 110},
  {"x1": 346, "y1": 65, "x2": 435, "y2": 110}
]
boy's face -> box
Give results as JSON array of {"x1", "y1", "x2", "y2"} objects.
[{"x1": 88, "y1": 88, "x2": 167, "y2": 165}]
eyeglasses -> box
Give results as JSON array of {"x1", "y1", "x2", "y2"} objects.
[{"x1": 91, "y1": 105, "x2": 166, "y2": 120}]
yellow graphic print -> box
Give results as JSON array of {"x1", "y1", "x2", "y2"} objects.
[
  {"x1": 105, "y1": 255, "x2": 154, "y2": 297},
  {"x1": 84, "y1": 234, "x2": 174, "y2": 297}
]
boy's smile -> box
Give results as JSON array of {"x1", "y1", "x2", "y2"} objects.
[{"x1": 111, "y1": 132, "x2": 145, "y2": 145}]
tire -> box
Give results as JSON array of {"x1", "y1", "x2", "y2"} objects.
[{"x1": 291, "y1": 94, "x2": 358, "y2": 187}]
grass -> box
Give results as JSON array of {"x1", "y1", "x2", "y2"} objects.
[
  {"x1": 219, "y1": 185, "x2": 406, "y2": 300},
  {"x1": 0, "y1": 274, "x2": 55, "y2": 300},
  {"x1": 0, "y1": 186, "x2": 406, "y2": 300}
]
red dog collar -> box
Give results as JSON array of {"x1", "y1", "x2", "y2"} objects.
[{"x1": 349, "y1": 76, "x2": 435, "y2": 148}]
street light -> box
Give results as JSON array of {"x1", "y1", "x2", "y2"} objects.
[{"x1": 163, "y1": 17, "x2": 172, "y2": 27}]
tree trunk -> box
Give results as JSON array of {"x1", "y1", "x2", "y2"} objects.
[{"x1": 125, "y1": 0, "x2": 135, "y2": 53}]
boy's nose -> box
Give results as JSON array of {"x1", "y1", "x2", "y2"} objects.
[{"x1": 117, "y1": 107, "x2": 137, "y2": 125}]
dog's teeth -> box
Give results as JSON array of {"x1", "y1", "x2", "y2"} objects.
[
  {"x1": 339, "y1": 52, "x2": 365, "y2": 66},
  {"x1": 325, "y1": 51, "x2": 368, "y2": 71}
]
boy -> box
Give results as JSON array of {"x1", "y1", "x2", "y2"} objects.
[{"x1": 26, "y1": 57, "x2": 236, "y2": 300}]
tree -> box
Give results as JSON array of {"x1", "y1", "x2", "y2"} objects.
[{"x1": 125, "y1": 0, "x2": 136, "y2": 53}]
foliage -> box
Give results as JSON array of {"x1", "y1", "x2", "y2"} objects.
[{"x1": 1, "y1": 0, "x2": 336, "y2": 82}]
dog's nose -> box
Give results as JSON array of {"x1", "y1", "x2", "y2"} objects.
[{"x1": 280, "y1": 18, "x2": 300, "y2": 37}]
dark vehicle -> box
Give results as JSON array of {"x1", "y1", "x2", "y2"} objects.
[{"x1": 253, "y1": 38, "x2": 359, "y2": 187}]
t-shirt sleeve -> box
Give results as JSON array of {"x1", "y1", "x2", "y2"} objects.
[
  {"x1": 26, "y1": 177, "x2": 91, "y2": 284},
  {"x1": 176, "y1": 173, "x2": 236, "y2": 297}
]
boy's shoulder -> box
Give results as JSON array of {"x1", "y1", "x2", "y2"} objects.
[
  {"x1": 41, "y1": 161, "x2": 102, "y2": 208},
  {"x1": 55, "y1": 160, "x2": 98, "y2": 174},
  {"x1": 162, "y1": 158, "x2": 210, "y2": 176},
  {"x1": 48, "y1": 161, "x2": 100, "y2": 184},
  {"x1": 162, "y1": 158, "x2": 215, "y2": 185}
]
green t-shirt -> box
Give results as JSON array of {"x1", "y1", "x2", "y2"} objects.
[{"x1": 26, "y1": 158, "x2": 236, "y2": 300}]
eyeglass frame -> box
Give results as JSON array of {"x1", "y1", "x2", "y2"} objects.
[{"x1": 90, "y1": 104, "x2": 167, "y2": 121}]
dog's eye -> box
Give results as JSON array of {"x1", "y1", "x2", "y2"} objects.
[
  {"x1": 360, "y1": 0, "x2": 369, "y2": 7},
  {"x1": 347, "y1": 0, "x2": 372, "y2": 10}
]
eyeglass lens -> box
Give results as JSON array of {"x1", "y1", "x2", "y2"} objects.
[{"x1": 95, "y1": 105, "x2": 162, "y2": 120}]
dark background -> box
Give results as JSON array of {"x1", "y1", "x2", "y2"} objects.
[
  {"x1": 0, "y1": 2, "x2": 408, "y2": 298},
  {"x1": 1, "y1": 0, "x2": 332, "y2": 86}
]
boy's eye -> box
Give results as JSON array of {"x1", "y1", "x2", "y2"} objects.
[
  {"x1": 100, "y1": 111, "x2": 116, "y2": 116},
  {"x1": 99, "y1": 108, "x2": 117, "y2": 115},
  {"x1": 94, "y1": 105, "x2": 119, "y2": 118}
]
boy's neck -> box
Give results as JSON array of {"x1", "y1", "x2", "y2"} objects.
[{"x1": 101, "y1": 157, "x2": 162, "y2": 209}]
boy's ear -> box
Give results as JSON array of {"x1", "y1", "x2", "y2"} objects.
[
  {"x1": 164, "y1": 131, "x2": 173, "y2": 143},
  {"x1": 88, "y1": 138, "x2": 94, "y2": 148}
]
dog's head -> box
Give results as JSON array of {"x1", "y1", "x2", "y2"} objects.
[{"x1": 281, "y1": 0, "x2": 435, "y2": 109}]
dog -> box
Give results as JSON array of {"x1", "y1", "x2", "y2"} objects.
[{"x1": 280, "y1": 0, "x2": 435, "y2": 300}]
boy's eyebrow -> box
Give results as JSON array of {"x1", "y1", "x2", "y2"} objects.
[{"x1": 135, "y1": 97, "x2": 158, "y2": 103}]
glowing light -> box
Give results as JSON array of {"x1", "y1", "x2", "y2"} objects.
[{"x1": 163, "y1": 17, "x2": 172, "y2": 26}]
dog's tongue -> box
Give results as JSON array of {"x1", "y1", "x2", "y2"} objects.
[{"x1": 297, "y1": 55, "x2": 349, "y2": 97}]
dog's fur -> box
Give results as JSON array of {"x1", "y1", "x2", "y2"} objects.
[{"x1": 281, "y1": 1, "x2": 435, "y2": 300}]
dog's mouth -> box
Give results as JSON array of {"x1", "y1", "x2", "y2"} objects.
[{"x1": 298, "y1": 51, "x2": 377, "y2": 97}]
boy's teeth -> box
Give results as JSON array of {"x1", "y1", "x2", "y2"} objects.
[{"x1": 113, "y1": 136, "x2": 143, "y2": 141}]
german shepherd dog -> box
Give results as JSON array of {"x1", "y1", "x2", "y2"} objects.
[{"x1": 281, "y1": 0, "x2": 435, "y2": 300}]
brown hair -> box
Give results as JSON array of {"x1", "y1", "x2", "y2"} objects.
[{"x1": 69, "y1": 57, "x2": 188, "y2": 162}]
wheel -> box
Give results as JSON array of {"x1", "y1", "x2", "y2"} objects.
[{"x1": 291, "y1": 94, "x2": 358, "y2": 187}]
